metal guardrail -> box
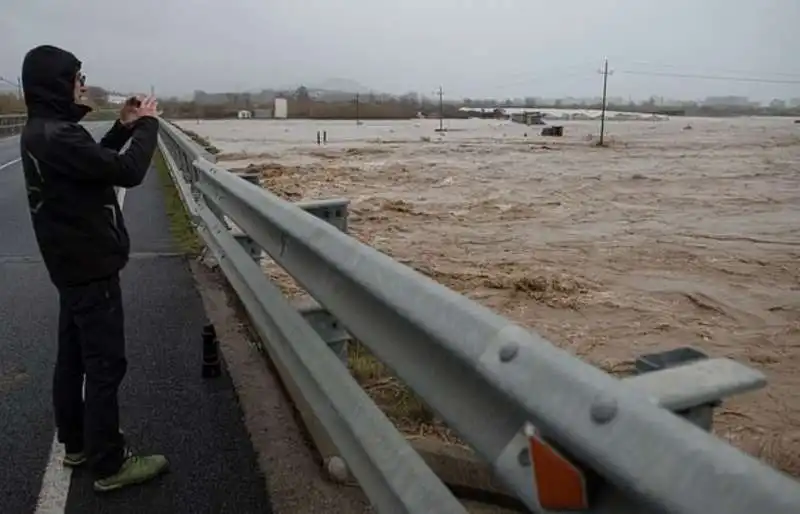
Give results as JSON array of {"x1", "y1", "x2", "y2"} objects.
[
  {"x1": 0, "y1": 113, "x2": 26, "y2": 138},
  {"x1": 156, "y1": 117, "x2": 800, "y2": 514}
]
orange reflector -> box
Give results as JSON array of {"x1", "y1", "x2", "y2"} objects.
[{"x1": 528, "y1": 427, "x2": 589, "y2": 511}]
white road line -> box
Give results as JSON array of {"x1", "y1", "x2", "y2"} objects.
[
  {"x1": 35, "y1": 173, "x2": 128, "y2": 514},
  {"x1": 0, "y1": 157, "x2": 21, "y2": 170},
  {"x1": 33, "y1": 438, "x2": 72, "y2": 514}
]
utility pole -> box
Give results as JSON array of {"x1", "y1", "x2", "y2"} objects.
[
  {"x1": 0, "y1": 76, "x2": 22, "y2": 100},
  {"x1": 437, "y1": 85, "x2": 444, "y2": 132},
  {"x1": 598, "y1": 58, "x2": 613, "y2": 146},
  {"x1": 355, "y1": 93, "x2": 360, "y2": 125}
]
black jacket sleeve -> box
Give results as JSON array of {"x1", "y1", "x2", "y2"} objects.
[
  {"x1": 51, "y1": 116, "x2": 159, "y2": 188},
  {"x1": 99, "y1": 120, "x2": 135, "y2": 151}
]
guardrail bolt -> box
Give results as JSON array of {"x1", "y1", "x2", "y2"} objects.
[
  {"x1": 499, "y1": 343, "x2": 518, "y2": 362},
  {"x1": 202, "y1": 323, "x2": 222, "y2": 378},
  {"x1": 590, "y1": 395, "x2": 618, "y2": 424},
  {"x1": 517, "y1": 447, "x2": 531, "y2": 467}
]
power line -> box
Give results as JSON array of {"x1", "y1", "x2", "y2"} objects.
[
  {"x1": 617, "y1": 69, "x2": 800, "y2": 85},
  {"x1": 452, "y1": 60, "x2": 800, "y2": 101},
  {"x1": 619, "y1": 61, "x2": 800, "y2": 79},
  {"x1": 0, "y1": 76, "x2": 22, "y2": 99}
]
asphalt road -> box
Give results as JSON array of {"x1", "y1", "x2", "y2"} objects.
[{"x1": 0, "y1": 126, "x2": 272, "y2": 514}]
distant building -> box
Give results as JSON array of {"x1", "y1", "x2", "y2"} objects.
[
  {"x1": 193, "y1": 89, "x2": 277, "y2": 107},
  {"x1": 107, "y1": 94, "x2": 127, "y2": 105},
  {"x1": 274, "y1": 98, "x2": 288, "y2": 119},
  {"x1": 511, "y1": 111, "x2": 546, "y2": 125},
  {"x1": 702, "y1": 96, "x2": 757, "y2": 108}
]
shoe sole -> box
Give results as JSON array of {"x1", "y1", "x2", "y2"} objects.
[{"x1": 93, "y1": 462, "x2": 170, "y2": 493}]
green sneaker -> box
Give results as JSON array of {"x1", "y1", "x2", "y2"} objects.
[
  {"x1": 63, "y1": 452, "x2": 87, "y2": 467},
  {"x1": 93, "y1": 454, "x2": 169, "y2": 493}
]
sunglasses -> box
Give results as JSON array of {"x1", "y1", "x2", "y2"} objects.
[{"x1": 77, "y1": 72, "x2": 86, "y2": 87}]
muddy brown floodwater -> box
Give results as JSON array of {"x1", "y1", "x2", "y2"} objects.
[{"x1": 177, "y1": 116, "x2": 800, "y2": 475}]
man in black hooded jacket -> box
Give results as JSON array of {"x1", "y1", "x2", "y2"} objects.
[{"x1": 20, "y1": 45, "x2": 168, "y2": 492}]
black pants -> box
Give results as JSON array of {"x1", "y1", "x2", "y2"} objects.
[{"x1": 54, "y1": 273, "x2": 127, "y2": 478}]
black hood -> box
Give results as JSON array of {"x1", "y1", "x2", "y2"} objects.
[{"x1": 21, "y1": 45, "x2": 92, "y2": 122}]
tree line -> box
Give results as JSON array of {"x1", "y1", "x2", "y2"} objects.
[{"x1": 4, "y1": 85, "x2": 799, "y2": 119}]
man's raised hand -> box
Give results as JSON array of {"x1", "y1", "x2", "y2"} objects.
[
  {"x1": 119, "y1": 96, "x2": 141, "y2": 126},
  {"x1": 137, "y1": 96, "x2": 158, "y2": 118}
]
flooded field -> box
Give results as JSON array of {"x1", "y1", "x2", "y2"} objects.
[{"x1": 176, "y1": 116, "x2": 800, "y2": 473}]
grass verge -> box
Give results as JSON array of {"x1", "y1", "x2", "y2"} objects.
[
  {"x1": 347, "y1": 340, "x2": 463, "y2": 444},
  {"x1": 153, "y1": 149, "x2": 203, "y2": 256}
]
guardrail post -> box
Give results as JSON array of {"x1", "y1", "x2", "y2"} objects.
[
  {"x1": 287, "y1": 199, "x2": 353, "y2": 484},
  {"x1": 294, "y1": 198, "x2": 351, "y2": 364}
]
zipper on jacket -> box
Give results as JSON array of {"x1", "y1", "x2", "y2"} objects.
[{"x1": 104, "y1": 204, "x2": 122, "y2": 245}]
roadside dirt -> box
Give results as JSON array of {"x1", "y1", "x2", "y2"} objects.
[{"x1": 180, "y1": 116, "x2": 800, "y2": 476}]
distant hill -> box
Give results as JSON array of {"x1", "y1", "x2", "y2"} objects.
[
  {"x1": 312, "y1": 78, "x2": 372, "y2": 94},
  {"x1": 191, "y1": 77, "x2": 400, "y2": 107},
  {"x1": 272, "y1": 78, "x2": 374, "y2": 96}
]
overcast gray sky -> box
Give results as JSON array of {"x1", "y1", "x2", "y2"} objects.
[{"x1": 2, "y1": 0, "x2": 799, "y2": 102}]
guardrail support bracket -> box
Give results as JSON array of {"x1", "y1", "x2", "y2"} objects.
[
  {"x1": 230, "y1": 230, "x2": 263, "y2": 262},
  {"x1": 296, "y1": 198, "x2": 350, "y2": 233},
  {"x1": 293, "y1": 298, "x2": 351, "y2": 365},
  {"x1": 238, "y1": 171, "x2": 261, "y2": 186},
  {"x1": 294, "y1": 198, "x2": 350, "y2": 359}
]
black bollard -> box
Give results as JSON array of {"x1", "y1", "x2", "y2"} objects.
[
  {"x1": 202, "y1": 323, "x2": 221, "y2": 378},
  {"x1": 323, "y1": 131, "x2": 327, "y2": 144},
  {"x1": 316, "y1": 131, "x2": 321, "y2": 145}
]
